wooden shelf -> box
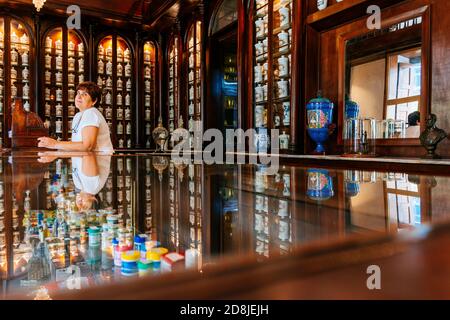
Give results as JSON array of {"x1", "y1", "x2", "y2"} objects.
[{"x1": 306, "y1": 0, "x2": 406, "y2": 31}]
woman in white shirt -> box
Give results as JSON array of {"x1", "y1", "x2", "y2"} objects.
[{"x1": 38, "y1": 82, "x2": 114, "y2": 153}]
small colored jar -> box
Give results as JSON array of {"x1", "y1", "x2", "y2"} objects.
[
  {"x1": 114, "y1": 244, "x2": 128, "y2": 267},
  {"x1": 88, "y1": 226, "x2": 101, "y2": 247},
  {"x1": 147, "y1": 252, "x2": 161, "y2": 269},
  {"x1": 121, "y1": 250, "x2": 140, "y2": 276},
  {"x1": 137, "y1": 260, "x2": 152, "y2": 276},
  {"x1": 145, "y1": 240, "x2": 160, "y2": 251}
]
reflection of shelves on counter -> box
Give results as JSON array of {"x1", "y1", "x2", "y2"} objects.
[{"x1": 306, "y1": 0, "x2": 405, "y2": 31}]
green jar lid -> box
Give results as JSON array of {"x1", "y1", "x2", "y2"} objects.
[
  {"x1": 137, "y1": 260, "x2": 153, "y2": 270},
  {"x1": 88, "y1": 226, "x2": 101, "y2": 234}
]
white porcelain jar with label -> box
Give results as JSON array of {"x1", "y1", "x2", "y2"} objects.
[
  {"x1": 278, "y1": 220, "x2": 289, "y2": 241},
  {"x1": 124, "y1": 48, "x2": 131, "y2": 61},
  {"x1": 106, "y1": 61, "x2": 113, "y2": 75},
  {"x1": 255, "y1": 84, "x2": 264, "y2": 102},
  {"x1": 255, "y1": 18, "x2": 265, "y2": 38},
  {"x1": 106, "y1": 47, "x2": 113, "y2": 57},
  {"x1": 117, "y1": 93, "x2": 123, "y2": 106},
  {"x1": 274, "y1": 114, "x2": 281, "y2": 127},
  {"x1": 68, "y1": 41, "x2": 75, "y2": 52},
  {"x1": 68, "y1": 89, "x2": 75, "y2": 102},
  {"x1": 317, "y1": 0, "x2": 328, "y2": 11},
  {"x1": 145, "y1": 123, "x2": 151, "y2": 135},
  {"x1": 11, "y1": 50, "x2": 18, "y2": 66},
  {"x1": 283, "y1": 174, "x2": 291, "y2": 196},
  {"x1": 56, "y1": 88, "x2": 63, "y2": 101},
  {"x1": 55, "y1": 119, "x2": 63, "y2": 133},
  {"x1": 278, "y1": 55, "x2": 289, "y2": 77},
  {"x1": 45, "y1": 37, "x2": 52, "y2": 49},
  {"x1": 118, "y1": 139, "x2": 124, "y2": 148},
  {"x1": 106, "y1": 77, "x2": 112, "y2": 88},
  {"x1": 56, "y1": 55, "x2": 63, "y2": 70},
  {"x1": 97, "y1": 76, "x2": 103, "y2": 87},
  {"x1": 263, "y1": 62, "x2": 268, "y2": 81},
  {"x1": 78, "y1": 58, "x2": 84, "y2": 72},
  {"x1": 0, "y1": 83, "x2": 3, "y2": 96},
  {"x1": 23, "y1": 83, "x2": 29, "y2": 99},
  {"x1": 125, "y1": 107, "x2": 131, "y2": 120},
  {"x1": 22, "y1": 67, "x2": 29, "y2": 81},
  {"x1": 98, "y1": 59, "x2": 104, "y2": 74},
  {"x1": 116, "y1": 78, "x2": 122, "y2": 89},
  {"x1": 145, "y1": 66, "x2": 151, "y2": 79},
  {"x1": 145, "y1": 95, "x2": 151, "y2": 106},
  {"x1": 126, "y1": 122, "x2": 131, "y2": 135},
  {"x1": 254, "y1": 65, "x2": 263, "y2": 83},
  {"x1": 55, "y1": 39, "x2": 62, "y2": 51},
  {"x1": 126, "y1": 78, "x2": 131, "y2": 91},
  {"x1": 56, "y1": 71, "x2": 63, "y2": 84},
  {"x1": 105, "y1": 92, "x2": 112, "y2": 105},
  {"x1": 255, "y1": 41, "x2": 264, "y2": 57},
  {"x1": 45, "y1": 103, "x2": 51, "y2": 116},
  {"x1": 125, "y1": 93, "x2": 130, "y2": 106},
  {"x1": 68, "y1": 73, "x2": 75, "y2": 85},
  {"x1": 279, "y1": 131, "x2": 290, "y2": 150},
  {"x1": 45, "y1": 88, "x2": 51, "y2": 100},
  {"x1": 169, "y1": 107, "x2": 174, "y2": 119},
  {"x1": 45, "y1": 54, "x2": 52, "y2": 69},
  {"x1": 0, "y1": 49, "x2": 3, "y2": 64},
  {"x1": 127, "y1": 139, "x2": 132, "y2": 148},
  {"x1": 78, "y1": 74, "x2": 84, "y2": 83},
  {"x1": 68, "y1": 105, "x2": 76, "y2": 117},
  {"x1": 68, "y1": 57, "x2": 75, "y2": 71},
  {"x1": 77, "y1": 43, "x2": 84, "y2": 56},
  {"x1": 117, "y1": 122, "x2": 123, "y2": 135},
  {"x1": 117, "y1": 47, "x2": 123, "y2": 60},
  {"x1": 125, "y1": 63, "x2": 132, "y2": 77},
  {"x1": 279, "y1": 6, "x2": 290, "y2": 28},
  {"x1": 189, "y1": 103, "x2": 194, "y2": 115},
  {"x1": 277, "y1": 79, "x2": 289, "y2": 98},
  {"x1": 189, "y1": 86, "x2": 194, "y2": 99},
  {"x1": 105, "y1": 106, "x2": 112, "y2": 119},
  {"x1": 116, "y1": 107, "x2": 123, "y2": 120},
  {"x1": 278, "y1": 31, "x2": 289, "y2": 53},
  {"x1": 145, "y1": 108, "x2": 151, "y2": 120},
  {"x1": 56, "y1": 103, "x2": 63, "y2": 117},
  {"x1": 117, "y1": 63, "x2": 123, "y2": 77},
  {"x1": 21, "y1": 51, "x2": 28, "y2": 66},
  {"x1": 255, "y1": 105, "x2": 264, "y2": 127}
]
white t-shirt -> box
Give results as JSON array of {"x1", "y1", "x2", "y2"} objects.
[
  {"x1": 72, "y1": 155, "x2": 111, "y2": 195},
  {"x1": 71, "y1": 107, "x2": 114, "y2": 153}
]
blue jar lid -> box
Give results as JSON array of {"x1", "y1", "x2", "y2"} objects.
[
  {"x1": 112, "y1": 238, "x2": 119, "y2": 245},
  {"x1": 134, "y1": 235, "x2": 145, "y2": 244},
  {"x1": 308, "y1": 91, "x2": 332, "y2": 104}
]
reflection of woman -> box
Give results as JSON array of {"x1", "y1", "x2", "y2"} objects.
[
  {"x1": 406, "y1": 111, "x2": 420, "y2": 138},
  {"x1": 37, "y1": 82, "x2": 113, "y2": 153},
  {"x1": 72, "y1": 154, "x2": 111, "y2": 211}
]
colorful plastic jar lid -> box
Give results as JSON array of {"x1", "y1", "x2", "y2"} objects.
[
  {"x1": 147, "y1": 252, "x2": 161, "y2": 262},
  {"x1": 121, "y1": 250, "x2": 140, "y2": 262},
  {"x1": 88, "y1": 226, "x2": 101, "y2": 234},
  {"x1": 137, "y1": 260, "x2": 153, "y2": 270},
  {"x1": 150, "y1": 247, "x2": 168, "y2": 255}
]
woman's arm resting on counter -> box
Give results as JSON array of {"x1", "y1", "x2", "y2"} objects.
[{"x1": 37, "y1": 126, "x2": 99, "y2": 152}]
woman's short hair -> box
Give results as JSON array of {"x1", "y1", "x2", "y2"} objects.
[
  {"x1": 77, "y1": 82, "x2": 102, "y2": 106},
  {"x1": 408, "y1": 111, "x2": 420, "y2": 126}
]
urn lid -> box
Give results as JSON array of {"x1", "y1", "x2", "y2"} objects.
[{"x1": 307, "y1": 91, "x2": 333, "y2": 106}]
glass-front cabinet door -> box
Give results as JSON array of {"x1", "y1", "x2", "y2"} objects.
[
  {"x1": 0, "y1": 17, "x2": 33, "y2": 148},
  {"x1": 187, "y1": 21, "x2": 202, "y2": 149},
  {"x1": 167, "y1": 36, "x2": 180, "y2": 146},
  {"x1": 142, "y1": 41, "x2": 156, "y2": 149},
  {"x1": 96, "y1": 35, "x2": 134, "y2": 149},
  {"x1": 42, "y1": 27, "x2": 86, "y2": 141},
  {"x1": 252, "y1": 0, "x2": 293, "y2": 152}
]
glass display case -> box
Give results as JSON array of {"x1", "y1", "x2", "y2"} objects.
[
  {"x1": 96, "y1": 35, "x2": 134, "y2": 149},
  {"x1": 0, "y1": 17, "x2": 33, "y2": 148},
  {"x1": 252, "y1": 0, "x2": 293, "y2": 152},
  {"x1": 223, "y1": 54, "x2": 238, "y2": 131},
  {"x1": 143, "y1": 41, "x2": 156, "y2": 149},
  {"x1": 167, "y1": 36, "x2": 180, "y2": 146},
  {"x1": 0, "y1": 153, "x2": 439, "y2": 298},
  {"x1": 42, "y1": 27, "x2": 86, "y2": 141},
  {"x1": 187, "y1": 21, "x2": 202, "y2": 149}
]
